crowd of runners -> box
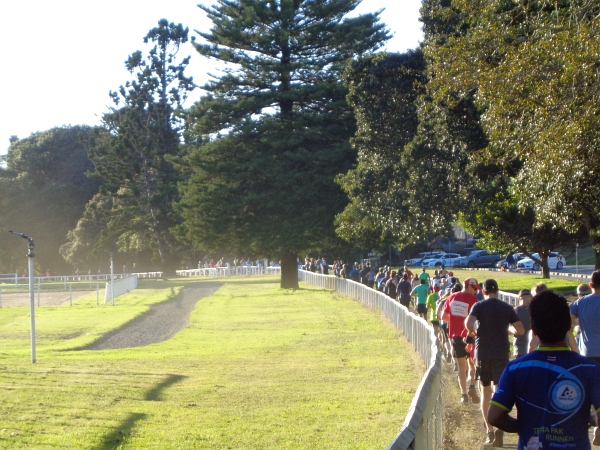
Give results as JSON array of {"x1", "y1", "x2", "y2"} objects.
[{"x1": 305, "y1": 260, "x2": 600, "y2": 449}]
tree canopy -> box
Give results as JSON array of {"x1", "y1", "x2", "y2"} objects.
[
  {"x1": 70, "y1": 19, "x2": 195, "y2": 273},
  {"x1": 1, "y1": 126, "x2": 100, "y2": 274},
  {"x1": 176, "y1": 0, "x2": 389, "y2": 287}
]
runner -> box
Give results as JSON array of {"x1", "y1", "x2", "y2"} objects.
[
  {"x1": 513, "y1": 289, "x2": 532, "y2": 359},
  {"x1": 466, "y1": 279, "x2": 524, "y2": 447},
  {"x1": 570, "y1": 270, "x2": 600, "y2": 445},
  {"x1": 411, "y1": 279, "x2": 430, "y2": 320},
  {"x1": 398, "y1": 273, "x2": 412, "y2": 309},
  {"x1": 441, "y1": 278, "x2": 480, "y2": 404},
  {"x1": 488, "y1": 290, "x2": 600, "y2": 449}
]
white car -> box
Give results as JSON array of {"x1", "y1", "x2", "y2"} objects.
[
  {"x1": 422, "y1": 253, "x2": 462, "y2": 268},
  {"x1": 406, "y1": 252, "x2": 445, "y2": 267},
  {"x1": 517, "y1": 252, "x2": 566, "y2": 270}
]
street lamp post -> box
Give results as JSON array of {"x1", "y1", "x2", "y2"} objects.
[
  {"x1": 576, "y1": 243, "x2": 579, "y2": 275},
  {"x1": 9, "y1": 231, "x2": 36, "y2": 363}
]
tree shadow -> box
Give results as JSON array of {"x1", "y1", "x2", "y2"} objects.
[
  {"x1": 93, "y1": 374, "x2": 187, "y2": 448},
  {"x1": 93, "y1": 412, "x2": 147, "y2": 450},
  {"x1": 144, "y1": 373, "x2": 187, "y2": 401}
]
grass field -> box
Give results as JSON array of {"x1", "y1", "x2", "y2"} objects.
[{"x1": 0, "y1": 277, "x2": 423, "y2": 449}]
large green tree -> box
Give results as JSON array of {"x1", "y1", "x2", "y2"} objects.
[
  {"x1": 176, "y1": 0, "x2": 389, "y2": 288},
  {"x1": 1, "y1": 126, "x2": 100, "y2": 274},
  {"x1": 424, "y1": 0, "x2": 600, "y2": 267},
  {"x1": 81, "y1": 19, "x2": 195, "y2": 272},
  {"x1": 335, "y1": 51, "x2": 426, "y2": 247}
]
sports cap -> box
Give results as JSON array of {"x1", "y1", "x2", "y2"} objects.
[
  {"x1": 482, "y1": 279, "x2": 499, "y2": 292},
  {"x1": 577, "y1": 284, "x2": 591, "y2": 295},
  {"x1": 518, "y1": 289, "x2": 532, "y2": 297},
  {"x1": 463, "y1": 277, "x2": 481, "y2": 290}
]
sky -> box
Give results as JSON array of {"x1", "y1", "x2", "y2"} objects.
[{"x1": 0, "y1": 0, "x2": 423, "y2": 156}]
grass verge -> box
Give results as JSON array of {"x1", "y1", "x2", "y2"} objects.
[{"x1": 0, "y1": 277, "x2": 423, "y2": 449}]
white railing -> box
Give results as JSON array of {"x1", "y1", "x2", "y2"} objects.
[
  {"x1": 298, "y1": 270, "x2": 442, "y2": 450},
  {"x1": 104, "y1": 274, "x2": 138, "y2": 304},
  {"x1": 0, "y1": 272, "x2": 160, "y2": 286},
  {"x1": 176, "y1": 268, "x2": 218, "y2": 278},
  {"x1": 176, "y1": 266, "x2": 281, "y2": 278},
  {"x1": 498, "y1": 290, "x2": 519, "y2": 307}
]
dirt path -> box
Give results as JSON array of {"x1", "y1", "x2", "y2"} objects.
[{"x1": 86, "y1": 283, "x2": 222, "y2": 350}]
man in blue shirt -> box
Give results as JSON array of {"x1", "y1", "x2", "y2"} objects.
[
  {"x1": 488, "y1": 290, "x2": 600, "y2": 449},
  {"x1": 570, "y1": 270, "x2": 600, "y2": 444}
]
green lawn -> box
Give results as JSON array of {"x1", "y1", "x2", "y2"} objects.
[
  {"x1": 444, "y1": 269, "x2": 583, "y2": 297},
  {"x1": 0, "y1": 278, "x2": 423, "y2": 449}
]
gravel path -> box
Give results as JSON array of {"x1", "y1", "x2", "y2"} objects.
[{"x1": 87, "y1": 283, "x2": 222, "y2": 350}]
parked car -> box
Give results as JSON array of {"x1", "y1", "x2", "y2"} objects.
[
  {"x1": 405, "y1": 252, "x2": 445, "y2": 267},
  {"x1": 422, "y1": 253, "x2": 462, "y2": 268},
  {"x1": 495, "y1": 253, "x2": 526, "y2": 268},
  {"x1": 455, "y1": 250, "x2": 501, "y2": 268},
  {"x1": 517, "y1": 252, "x2": 566, "y2": 271}
]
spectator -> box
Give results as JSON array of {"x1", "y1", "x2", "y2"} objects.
[
  {"x1": 488, "y1": 290, "x2": 600, "y2": 449},
  {"x1": 366, "y1": 266, "x2": 376, "y2": 289},
  {"x1": 441, "y1": 278, "x2": 480, "y2": 405},
  {"x1": 321, "y1": 258, "x2": 329, "y2": 275},
  {"x1": 466, "y1": 279, "x2": 524, "y2": 446},
  {"x1": 349, "y1": 264, "x2": 360, "y2": 282}
]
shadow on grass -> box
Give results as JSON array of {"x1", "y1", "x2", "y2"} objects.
[
  {"x1": 94, "y1": 374, "x2": 186, "y2": 448},
  {"x1": 145, "y1": 373, "x2": 187, "y2": 401},
  {"x1": 93, "y1": 412, "x2": 147, "y2": 450}
]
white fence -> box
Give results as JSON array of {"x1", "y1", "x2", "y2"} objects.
[
  {"x1": 104, "y1": 274, "x2": 138, "y2": 305},
  {"x1": 176, "y1": 266, "x2": 281, "y2": 278},
  {"x1": 298, "y1": 270, "x2": 443, "y2": 450},
  {"x1": 0, "y1": 272, "x2": 161, "y2": 287}
]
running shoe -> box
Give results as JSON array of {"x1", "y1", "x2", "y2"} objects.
[
  {"x1": 493, "y1": 429, "x2": 504, "y2": 447},
  {"x1": 468, "y1": 386, "x2": 480, "y2": 403},
  {"x1": 460, "y1": 394, "x2": 469, "y2": 404}
]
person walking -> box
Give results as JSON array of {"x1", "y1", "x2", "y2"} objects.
[
  {"x1": 488, "y1": 290, "x2": 600, "y2": 449},
  {"x1": 466, "y1": 279, "x2": 524, "y2": 447}
]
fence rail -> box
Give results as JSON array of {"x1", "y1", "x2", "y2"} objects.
[
  {"x1": 176, "y1": 266, "x2": 281, "y2": 278},
  {"x1": 104, "y1": 274, "x2": 138, "y2": 305},
  {"x1": 298, "y1": 270, "x2": 442, "y2": 450}
]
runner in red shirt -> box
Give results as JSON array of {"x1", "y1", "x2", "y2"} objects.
[{"x1": 441, "y1": 277, "x2": 480, "y2": 404}]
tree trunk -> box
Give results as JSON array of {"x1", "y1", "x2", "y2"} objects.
[
  {"x1": 280, "y1": 251, "x2": 299, "y2": 289},
  {"x1": 590, "y1": 233, "x2": 600, "y2": 270},
  {"x1": 541, "y1": 253, "x2": 550, "y2": 279}
]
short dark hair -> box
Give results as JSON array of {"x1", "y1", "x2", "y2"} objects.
[
  {"x1": 420, "y1": 278, "x2": 427, "y2": 284},
  {"x1": 592, "y1": 270, "x2": 600, "y2": 288},
  {"x1": 529, "y1": 291, "x2": 571, "y2": 344},
  {"x1": 452, "y1": 283, "x2": 462, "y2": 292},
  {"x1": 483, "y1": 279, "x2": 499, "y2": 293}
]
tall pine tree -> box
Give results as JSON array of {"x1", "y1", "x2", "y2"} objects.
[
  {"x1": 84, "y1": 19, "x2": 195, "y2": 272},
  {"x1": 177, "y1": 0, "x2": 389, "y2": 288}
]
